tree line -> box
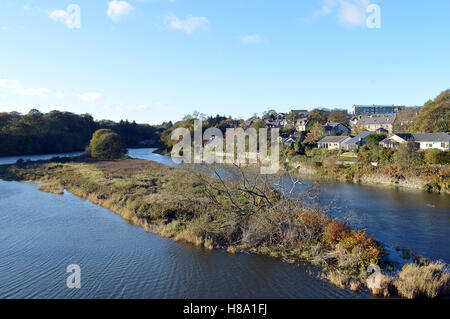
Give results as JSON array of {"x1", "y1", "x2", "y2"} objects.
[{"x1": 0, "y1": 109, "x2": 162, "y2": 156}]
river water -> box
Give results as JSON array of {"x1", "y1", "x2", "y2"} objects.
[{"x1": 0, "y1": 148, "x2": 448, "y2": 298}]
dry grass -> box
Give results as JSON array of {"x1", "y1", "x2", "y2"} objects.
[
  {"x1": 369, "y1": 274, "x2": 397, "y2": 297},
  {"x1": 395, "y1": 261, "x2": 450, "y2": 299},
  {"x1": 326, "y1": 271, "x2": 350, "y2": 289},
  {"x1": 174, "y1": 229, "x2": 203, "y2": 247},
  {"x1": 349, "y1": 279, "x2": 362, "y2": 292},
  {"x1": 37, "y1": 180, "x2": 64, "y2": 195}
]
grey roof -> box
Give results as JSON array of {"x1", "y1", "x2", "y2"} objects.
[
  {"x1": 322, "y1": 123, "x2": 349, "y2": 131},
  {"x1": 411, "y1": 133, "x2": 450, "y2": 142},
  {"x1": 381, "y1": 133, "x2": 450, "y2": 143},
  {"x1": 394, "y1": 133, "x2": 415, "y2": 141},
  {"x1": 358, "y1": 115, "x2": 395, "y2": 125},
  {"x1": 318, "y1": 136, "x2": 350, "y2": 143},
  {"x1": 343, "y1": 131, "x2": 374, "y2": 145}
]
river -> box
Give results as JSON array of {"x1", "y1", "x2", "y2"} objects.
[{"x1": 0, "y1": 148, "x2": 448, "y2": 298}]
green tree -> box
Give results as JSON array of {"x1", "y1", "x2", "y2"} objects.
[
  {"x1": 366, "y1": 133, "x2": 387, "y2": 149},
  {"x1": 393, "y1": 141, "x2": 423, "y2": 167},
  {"x1": 89, "y1": 129, "x2": 127, "y2": 159},
  {"x1": 294, "y1": 141, "x2": 304, "y2": 154},
  {"x1": 308, "y1": 109, "x2": 329, "y2": 125},
  {"x1": 262, "y1": 109, "x2": 277, "y2": 120},
  {"x1": 305, "y1": 122, "x2": 325, "y2": 144},
  {"x1": 423, "y1": 149, "x2": 449, "y2": 165},
  {"x1": 410, "y1": 89, "x2": 449, "y2": 133},
  {"x1": 327, "y1": 110, "x2": 351, "y2": 125}
]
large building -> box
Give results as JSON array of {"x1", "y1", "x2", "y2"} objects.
[
  {"x1": 353, "y1": 105, "x2": 406, "y2": 115},
  {"x1": 356, "y1": 114, "x2": 396, "y2": 134}
]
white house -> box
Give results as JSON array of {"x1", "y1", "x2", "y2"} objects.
[
  {"x1": 379, "y1": 133, "x2": 450, "y2": 151},
  {"x1": 295, "y1": 118, "x2": 308, "y2": 132},
  {"x1": 318, "y1": 136, "x2": 351, "y2": 150},
  {"x1": 413, "y1": 133, "x2": 450, "y2": 151}
]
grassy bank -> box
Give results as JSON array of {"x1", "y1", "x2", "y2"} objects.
[
  {"x1": 0, "y1": 158, "x2": 448, "y2": 298},
  {"x1": 286, "y1": 153, "x2": 449, "y2": 194}
]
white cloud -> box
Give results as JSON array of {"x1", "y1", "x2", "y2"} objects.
[
  {"x1": 77, "y1": 92, "x2": 103, "y2": 102},
  {"x1": 0, "y1": 79, "x2": 50, "y2": 96},
  {"x1": 107, "y1": 1, "x2": 134, "y2": 23},
  {"x1": 303, "y1": 0, "x2": 370, "y2": 27},
  {"x1": 165, "y1": 13, "x2": 210, "y2": 34},
  {"x1": 240, "y1": 34, "x2": 262, "y2": 44},
  {"x1": 48, "y1": 4, "x2": 81, "y2": 29}
]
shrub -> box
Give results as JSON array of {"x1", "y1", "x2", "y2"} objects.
[
  {"x1": 366, "y1": 133, "x2": 387, "y2": 149},
  {"x1": 424, "y1": 149, "x2": 449, "y2": 165},
  {"x1": 324, "y1": 220, "x2": 349, "y2": 245},
  {"x1": 89, "y1": 129, "x2": 127, "y2": 159}
]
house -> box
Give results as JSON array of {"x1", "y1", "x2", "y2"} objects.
[
  {"x1": 350, "y1": 116, "x2": 359, "y2": 127},
  {"x1": 318, "y1": 136, "x2": 351, "y2": 150},
  {"x1": 353, "y1": 105, "x2": 406, "y2": 115},
  {"x1": 282, "y1": 133, "x2": 305, "y2": 146},
  {"x1": 379, "y1": 133, "x2": 413, "y2": 149},
  {"x1": 322, "y1": 123, "x2": 351, "y2": 136},
  {"x1": 394, "y1": 107, "x2": 421, "y2": 130},
  {"x1": 295, "y1": 118, "x2": 308, "y2": 132},
  {"x1": 379, "y1": 133, "x2": 450, "y2": 151},
  {"x1": 411, "y1": 133, "x2": 450, "y2": 151},
  {"x1": 341, "y1": 131, "x2": 374, "y2": 152},
  {"x1": 265, "y1": 119, "x2": 282, "y2": 128},
  {"x1": 357, "y1": 114, "x2": 395, "y2": 134}
]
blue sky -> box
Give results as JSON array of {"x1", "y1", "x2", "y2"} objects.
[{"x1": 0, "y1": 0, "x2": 449, "y2": 124}]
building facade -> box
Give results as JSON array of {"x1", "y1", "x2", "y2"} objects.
[
  {"x1": 353, "y1": 105, "x2": 406, "y2": 115},
  {"x1": 357, "y1": 115, "x2": 395, "y2": 134},
  {"x1": 295, "y1": 118, "x2": 308, "y2": 132}
]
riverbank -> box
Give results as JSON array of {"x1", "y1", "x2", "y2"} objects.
[
  {"x1": 290, "y1": 161, "x2": 450, "y2": 194},
  {"x1": 0, "y1": 158, "x2": 448, "y2": 299}
]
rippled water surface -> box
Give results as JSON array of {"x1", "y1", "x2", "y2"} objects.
[{"x1": 0, "y1": 180, "x2": 358, "y2": 298}]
